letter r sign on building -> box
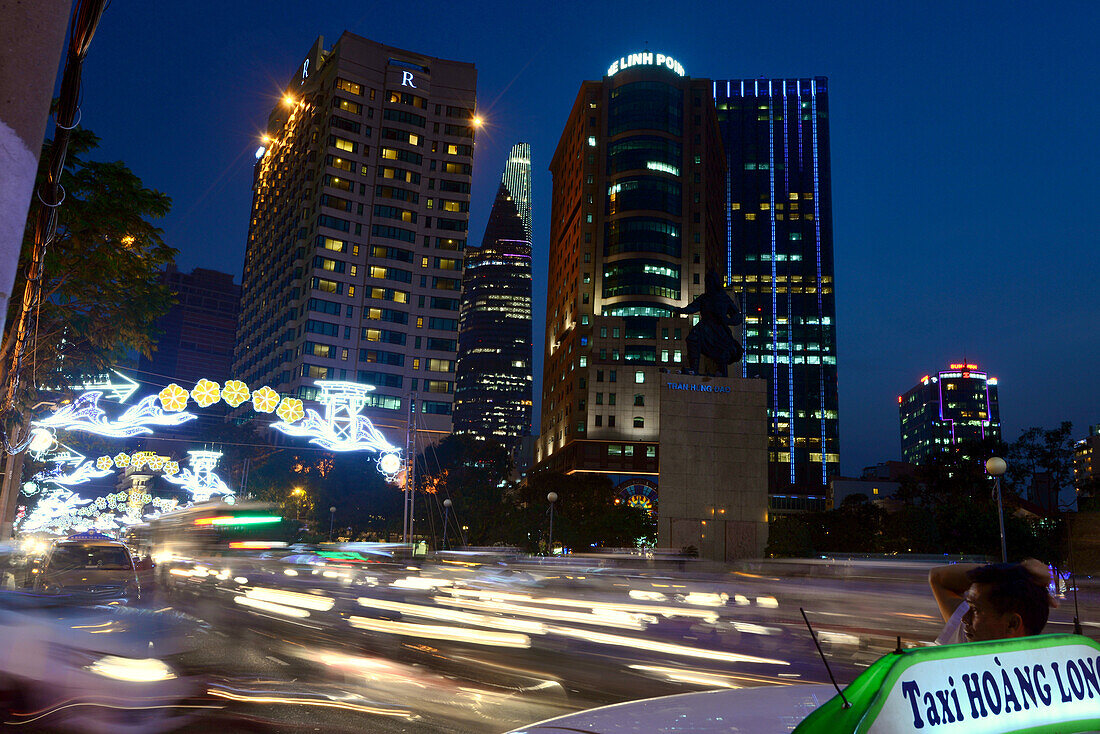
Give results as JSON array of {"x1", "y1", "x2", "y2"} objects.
[{"x1": 401, "y1": 71, "x2": 417, "y2": 88}]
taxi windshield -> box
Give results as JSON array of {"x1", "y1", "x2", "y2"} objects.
[{"x1": 48, "y1": 545, "x2": 131, "y2": 571}]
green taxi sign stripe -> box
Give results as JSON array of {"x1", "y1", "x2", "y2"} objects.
[{"x1": 793, "y1": 635, "x2": 1100, "y2": 734}]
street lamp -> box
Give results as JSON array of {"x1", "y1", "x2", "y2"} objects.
[
  {"x1": 986, "y1": 457, "x2": 1008, "y2": 563},
  {"x1": 329, "y1": 506, "x2": 336, "y2": 541},
  {"x1": 547, "y1": 491, "x2": 558, "y2": 555},
  {"x1": 442, "y1": 499, "x2": 452, "y2": 550},
  {"x1": 291, "y1": 487, "x2": 304, "y2": 521}
]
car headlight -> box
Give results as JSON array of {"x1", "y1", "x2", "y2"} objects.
[{"x1": 86, "y1": 655, "x2": 176, "y2": 682}]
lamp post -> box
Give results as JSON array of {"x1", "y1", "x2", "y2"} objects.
[
  {"x1": 442, "y1": 499, "x2": 452, "y2": 550},
  {"x1": 329, "y1": 506, "x2": 336, "y2": 541},
  {"x1": 546, "y1": 491, "x2": 558, "y2": 555},
  {"x1": 986, "y1": 457, "x2": 1008, "y2": 563},
  {"x1": 291, "y1": 487, "x2": 304, "y2": 521}
]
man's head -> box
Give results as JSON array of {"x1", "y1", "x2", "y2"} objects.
[{"x1": 961, "y1": 562, "x2": 1050, "y2": 642}]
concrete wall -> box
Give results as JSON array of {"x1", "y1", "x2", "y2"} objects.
[{"x1": 657, "y1": 373, "x2": 768, "y2": 561}]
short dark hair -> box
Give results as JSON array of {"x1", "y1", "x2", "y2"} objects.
[{"x1": 967, "y1": 562, "x2": 1050, "y2": 635}]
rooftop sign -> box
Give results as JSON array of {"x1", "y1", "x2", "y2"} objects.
[
  {"x1": 793, "y1": 634, "x2": 1100, "y2": 734},
  {"x1": 607, "y1": 52, "x2": 685, "y2": 78}
]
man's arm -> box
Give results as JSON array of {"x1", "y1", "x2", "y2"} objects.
[{"x1": 929, "y1": 563, "x2": 981, "y2": 623}]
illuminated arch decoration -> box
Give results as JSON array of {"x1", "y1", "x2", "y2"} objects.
[
  {"x1": 161, "y1": 450, "x2": 233, "y2": 503},
  {"x1": 20, "y1": 377, "x2": 402, "y2": 531},
  {"x1": 615, "y1": 478, "x2": 658, "y2": 515}
]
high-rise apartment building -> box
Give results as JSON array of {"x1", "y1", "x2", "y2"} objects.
[
  {"x1": 537, "y1": 52, "x2": 726, "y2": 478},
  {"x1": 1073, "y1": 424, "x2": 1100, "y2": 493},
  {"x1": 233, "y1": 33, "x2": 477, "y2": 441},
  {"x1": 140, "y1": 265, "x2": 241, "y2": 388},
  {"x1": 714, "y1": 78, "x2": 839, "y2": 513},
  {"x1": 453, "y1": 143, "x2": 533, "y2": 446},
  {"x1": 899, "y1": 362, "x2": 1001, "y2": 465}
]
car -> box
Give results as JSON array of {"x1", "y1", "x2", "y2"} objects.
[{"x1": 34, "y1": 531, "x2": 142, "y2": 604}]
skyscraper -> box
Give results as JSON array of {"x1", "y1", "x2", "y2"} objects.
[
  {"x1": 453, "y1": 143, "x2": 533, "y2": 446},
  {"x1": 140, "y1": 265, "x2": 240, "y2": 388},
  {"x1": 537, "y1": 52, "x2": 726, "y2": 480},
  {"x1": 714, "y1": 78, "x2": 839, "y2": 513},
  {"x1": 899, "y1": 362, "x2": 1001, "y2": 465},
  {"x1": 233, "y1": 33, "x2": 477, "y2": 441}
]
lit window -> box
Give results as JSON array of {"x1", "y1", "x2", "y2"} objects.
[
  {"x1": 635, "y1": 371, "x2": 644, "y2": 384},
  {"x1": 334, "y1": 137, "x2": 355, "y2": 152},
  {"x1": 633, "y1": 417, "x2": 644, "y2": 428},
  {"x1": 588, "y1": 136, "x2": 597, "y2": 147}
]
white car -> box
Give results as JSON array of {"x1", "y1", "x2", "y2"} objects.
[{"x1": 0, "y1": 593, "x2": 199, "y2": 732}]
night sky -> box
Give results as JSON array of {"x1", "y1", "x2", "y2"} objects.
[{"x1": 69, "y1": 1, "x2": 1100, "y2": 474}]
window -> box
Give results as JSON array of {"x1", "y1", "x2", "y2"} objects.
[
  {"x1": 579, "y1": 356, "x2": 587, "y2": 367},
  {"x1": 334, "y1": 97, "x2": 362, "y2": 114},
  {"x1": 624, "y1": 445, "x2": 634, "y2": 456},
  {"x1": 596, "y1": 370, "x2": 604, "y2": 382},
  {"x1": 595, "y1": 393, "x2": 603, "y2": 405},
  {"x1": 595, "y1": 415, "x2": 603, "y2": 427},
  {"x1": 312, "y1": 277, "x2": 342, "y2": 294},
  {"x1": 422, "y1": 401, "x2": 452, "y2": 415},
  {"x1": 608, "y1": 393, "x2": 616, "y2": 406},
  {"x1": 633, "y1": 417, "x2": 644, "y2": 428},
  {"x1": 609, "y1": 415, "x2": 616, "y2": 428},
  {"x1": 634, "y1": 394, "x2": 644, "y2": 406},
  {"x1": 609, "y1": 370, "x2": 617, "y2": 382},
  {"x1": 332, "y1": 136, "x2": 356, "y2": 153},
  {"x1": 335, "y1": 78, "x2": 362, "y2": 95},
  {"x1": 608, "y1": 444, "x2": 621, "y2": 456},
  {"x1": 646, "y1": 446, "x2": 656, "y2": 458},
  {"x1": 426, "y1": 380, "x2": 452, "y2": 393}
]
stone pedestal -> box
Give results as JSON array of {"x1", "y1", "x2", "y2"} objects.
[{"x1": 658, "y1": 373, "x2": 767, "y2": 562}]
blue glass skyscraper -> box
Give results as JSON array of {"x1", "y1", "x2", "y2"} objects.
[{"x1": 714, "y1": 78, "x2": 839, "y2": 513}]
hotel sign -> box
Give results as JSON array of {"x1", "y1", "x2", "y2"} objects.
[
  {"x1": 607, "y1": 52, "x2": 685, "y2": 78},
  {"x1": 665, "y1": 382, "x2": 731, "y2": 394}
]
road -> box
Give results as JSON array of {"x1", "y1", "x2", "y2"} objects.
[{"x1": 16, "y1": 555, "x2": 1100, "y2": 732}]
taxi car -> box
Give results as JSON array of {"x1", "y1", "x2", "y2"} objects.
[{"x1": 34, "y1": 531, "x2": 142, "y2": 603}]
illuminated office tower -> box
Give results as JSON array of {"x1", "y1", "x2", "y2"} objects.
[
  {"x1": 453, "y1": 143, "x2": 533, "y2": 446},
  {"x1": 233, "y1": 33, "x2": 477, "y2": 441},
  {"x1": 537, "y1": 52, "x2": 726, "y2": 477},
  {"x1": 899, "y1": 362, "x2": 1001, "y2": 465},
  {"x1": 713, "y1": 78, "x2": 839, "y2": 513}
]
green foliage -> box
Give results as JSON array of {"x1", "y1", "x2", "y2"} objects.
[
  {"x1": 1004, "y1": 422, "x2": 1075, "y2": 503},
  {"x1": 413, "y1": 434, "x2": 512, "y2": 546},
  {"x1": 3, "y1": 128, "x2": 176, "y2": 422},
  {"x1": 769, "y1": 435, "x2": 1069, "y2": 564},
  {"x1": 514, "y1": 471, "x2": 655, "y2": 552}
]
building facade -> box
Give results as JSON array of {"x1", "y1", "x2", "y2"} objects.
[
  {"x1": 899, "y1": 362, "x2": 1001, "y2": 465},
  {"x1": 537, "y1": 52, "x2": 726, "y2": 480},
  {"x1": 713, "y1": 78, "x2": 839, "y2": 513},
  {"x1": 139, "y1": 266, "x2": 241, "y2": 388},
  {"x1": 233, "y1": 33, "x2": 477, "y2": 441},
  {"x1": 453, "y1": 143, "x2": 534, "y2": 447},
  {"x1": 1074, "y1": 424, "x2": 1100, "y2": 493}
]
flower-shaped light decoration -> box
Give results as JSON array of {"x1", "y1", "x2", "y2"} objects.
[
  {"x1": 276, "y1": 397, "x2": 305, "y2": 424},
  {"x1": 148, "y1": 455, "x2": 166, "y2": 471},
  {"x1": 251, "y1": 386, "x2": 280, "y2": 413},
  {"x1": 222, "y1": 380, "x2": 251, "y2": 408},
  {"x1": 131, "y1": 454, "x2": 148, "y2": 470},
  {"x1": 164, "y1": 461, "x2": 180, "y2": 476},
  {"x1": 107, "y1": 496, "x2": 117, "y2": 508},
  {"x1": 96, "y1": 456, "x2": 113, "y2": 471},
  {"x1": 114, "y1": 452, "x2": 131, "y2": 468},
  {"x1": 158, "y1": 383, "x2": 190, "y2": 412},
  {"x1": 191, "y1": 378, "x2": 222, "y2": 408},
  {"x1": 95, "y1": 497, "x2": 107, "y2": 509}
]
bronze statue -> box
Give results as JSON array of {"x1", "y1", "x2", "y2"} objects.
[{"x1": 676, "y1": 270, "x2": 743, "y2": 377}]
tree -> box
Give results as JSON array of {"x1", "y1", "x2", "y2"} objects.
[
  {"x1": 515, "y1": 471, "x2": 654, "y2": 552},
  {"x1": 2, "y1": 126, "x2": 176, "y2": 423},
  {"x1": 1004, "y1": 422, "x2": 1076, "y2": 507},
  {"x1": 412, "y1": 434, "x2": 512, "y2": 546}
]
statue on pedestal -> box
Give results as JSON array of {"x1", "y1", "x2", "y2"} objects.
[{"x1": 677, "y1": 270, "x2": 743, "y2": 377}]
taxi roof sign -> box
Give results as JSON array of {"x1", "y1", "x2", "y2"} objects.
[
  {"x1": 64, "y1": 531, "x2": 114, "y2": 541},
  {"x1": 794, "y1": 634, "x2": 1100, "y2": 734}
]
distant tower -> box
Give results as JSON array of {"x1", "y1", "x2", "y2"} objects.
[
  {"x1": 899, "y1": 362, "x2": 1001, "y2": 464},
  {"x1": 453, "y1": 143, "x2": 533, "y2": 447}
]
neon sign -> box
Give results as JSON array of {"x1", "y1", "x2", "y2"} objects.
[
  {"x1": 270, "y1": 381, "x2": 399, "y2": 455},
  {"x1": 607, "y1": 52, "x2": 685, "y2": 78},
  {"x1": 162, "y1": 450, "x2": 233, "y2": 503},
  {"x1": 33, "y1": 391, "x2": 197, "y2": 438}
]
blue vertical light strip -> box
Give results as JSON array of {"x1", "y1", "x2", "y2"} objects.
[
  {"x1": 811, "y1": 79, "x2": 827, "y2": 487},
  {"x1": 768, "y1": 82, "x2": 780, "y2": 471},
  {"x1": 782, "y1": 81, "x2": 795, "y2": 485}
]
